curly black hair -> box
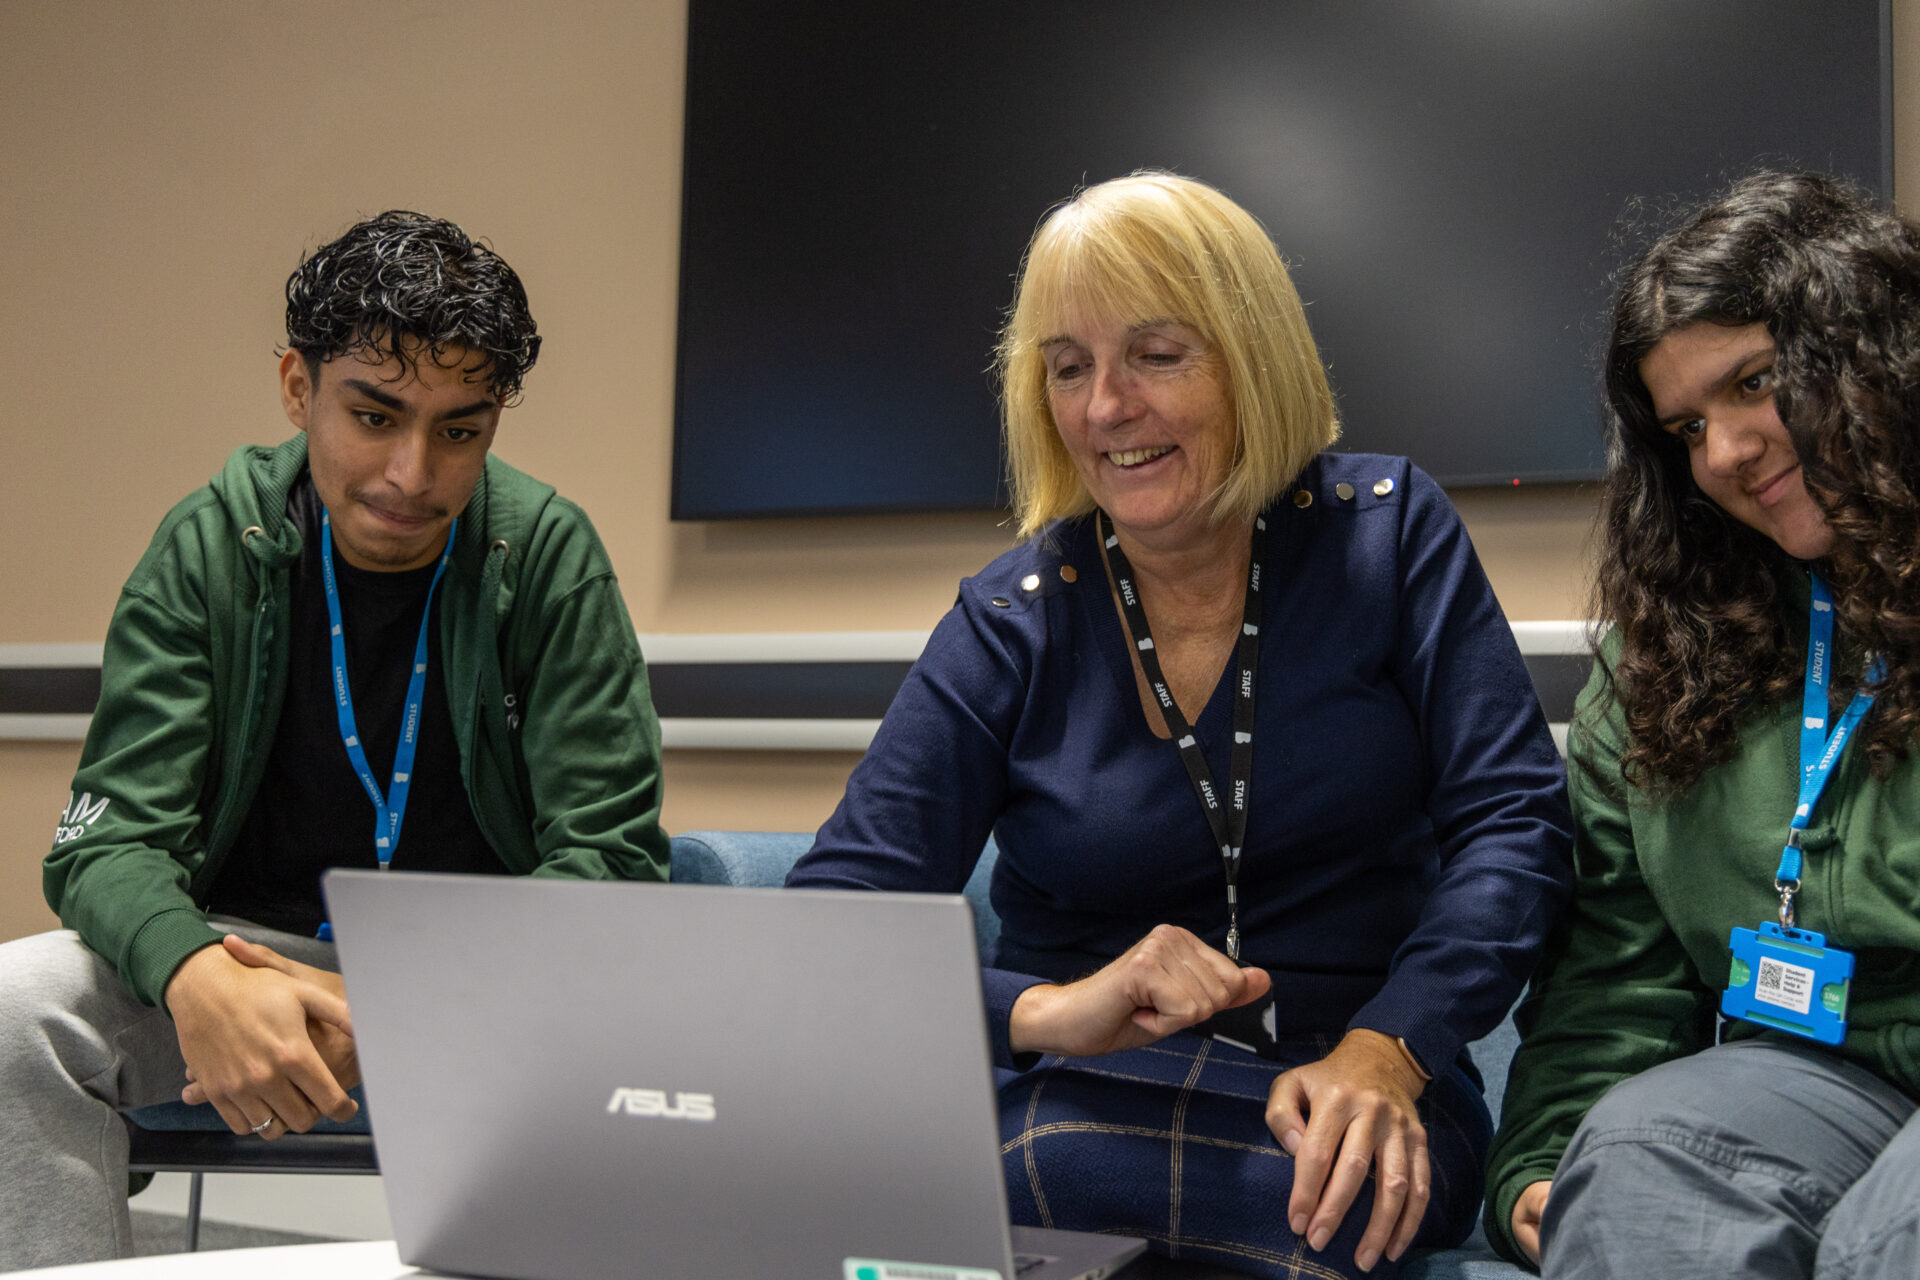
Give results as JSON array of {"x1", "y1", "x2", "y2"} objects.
[
  {"x1": 284, "y1": 210, "x2": 541, "y2": 403},
  {"x1": 1597, "y1": 171, "x2": 1920, "y2": 791}
]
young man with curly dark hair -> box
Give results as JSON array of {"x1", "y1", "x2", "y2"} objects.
[{"x1": 0, "y1": 212, "x2": 669, "y2": 1269}]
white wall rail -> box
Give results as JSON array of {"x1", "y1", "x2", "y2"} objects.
[{"x1": 1, "y1": 625, "x2": 1590, "y2": 751}]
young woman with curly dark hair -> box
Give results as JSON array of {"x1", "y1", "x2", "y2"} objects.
[{"x1": 1485, "y1": 170, "x2": 1920, "y2": 1278}]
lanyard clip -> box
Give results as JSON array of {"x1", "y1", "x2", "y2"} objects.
[{"x1": 1776, "y1": 878, "x2": 1800, "y2": 930}]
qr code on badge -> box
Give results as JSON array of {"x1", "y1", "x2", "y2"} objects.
[
  {"x1": 1758, "y1": 958, "x2": 1784, "y2": 993},
  {"x1": 1755, "y1": 955, "x2": 1814, "y2": 1015}
]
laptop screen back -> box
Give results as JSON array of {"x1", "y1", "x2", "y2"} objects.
[{"x1": 325, "y1": 872, "x2": 1018, "y2": 1280}]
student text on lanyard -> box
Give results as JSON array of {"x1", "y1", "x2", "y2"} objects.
[
  {"x1": 1098, "y1": 510, "x2": 1265, "y2": 960},
  {"x1": 1721, "y1": 569, "x2": 1881, "y2": 1045},
  {"x1": 319, "y1": 508, "x2": 458, "y2": 871},
  {"x1": 1778, "y1": 571, "x2": 1883, "y2": 929}
]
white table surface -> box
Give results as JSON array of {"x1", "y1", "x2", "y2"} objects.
[{"x1": 16, "y1": 1241, "x2": 429, "y2": 1278}]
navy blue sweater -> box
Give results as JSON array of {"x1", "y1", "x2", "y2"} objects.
[{"x1": 790, "y1": 454, "x2": 1572, "y2": 1077}]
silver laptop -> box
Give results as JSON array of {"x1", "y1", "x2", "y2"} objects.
[{"x1": 324, "y1": 870, "x2": 1146, "y2": 1280}]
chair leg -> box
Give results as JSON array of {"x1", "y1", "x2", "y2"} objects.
[{"x1": 185, "y1": 1172, "x2": 204, "y2": 1252}]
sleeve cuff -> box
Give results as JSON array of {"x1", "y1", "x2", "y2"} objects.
[
  {"x1": 1485, "y1": 1166, "x2": 1556, "y2": 1271},
  {"x1": 981, "y1": 966, "x2": 1050, "y2": 1073},
  {"x1": 125, "y1": 909, "x2": 226, "y2": 1009},
  {"x1": 1347, "y1": 996, "x2": 1461, "y2": 1087}
]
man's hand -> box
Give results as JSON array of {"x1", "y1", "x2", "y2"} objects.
[
  {"x1": 1511, "y1": 1180, "x2": 1550, "y2": 1265},
  {"x1": 182, "y1": 935, "x2": 361, "y2": 1101},
  {"x1": 1008, "y1": 924, "x2": 1270, "y2": 1058},
  {"x1": 163, "y1": 936, "x2": 358, "y2": 1138},
  {"x1": 1265, "y1": 1029, "x2": 1429, "y2": 1273}
]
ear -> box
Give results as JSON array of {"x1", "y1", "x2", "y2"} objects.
[{"x1": 279, "y1": 350, "x2": 315, "y2": 431}]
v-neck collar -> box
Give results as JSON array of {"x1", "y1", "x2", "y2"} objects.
[{"x1": 1072, "y1": 514, "x2": 1260, "y2": 744}]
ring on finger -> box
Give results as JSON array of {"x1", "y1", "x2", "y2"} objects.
[{"x1": 249, "y1": 1113, "x2": 278, "y2": 1136}]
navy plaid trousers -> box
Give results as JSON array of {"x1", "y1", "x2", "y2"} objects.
[{"x1": 998, "y1": 1032, "x2": 1490, "y2": 1279}]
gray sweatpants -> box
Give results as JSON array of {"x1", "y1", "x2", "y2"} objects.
[
  {"x1": 0, "y1": 922, "x2": 337, "y2": 1272},
  {"x1": 1541, "y1": 1036, "x2": 1920, "y2": 1280}
]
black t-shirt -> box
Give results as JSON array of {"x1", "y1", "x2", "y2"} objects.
[{"x1": 207, "y1": 473, "x2": 503, "y2": 934}]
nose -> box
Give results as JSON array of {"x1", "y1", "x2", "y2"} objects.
[
  {"x1": 384, "y1": 426, "x2": 434, "y2": 496},
  {"x1": 1699, "y1": 414, "x2": 1766, "y2": 478},
  {"x1": 1085, "y1": 361, "x2": 1139, "y2": 430}
]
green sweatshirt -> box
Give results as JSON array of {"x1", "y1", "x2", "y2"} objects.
[
  {"x1": 1485, "y1": 579, "x2": 1920, "y2": 1266},
  {"x1": 45, "y1": 435, "x2": 670, "y2": 1008}
]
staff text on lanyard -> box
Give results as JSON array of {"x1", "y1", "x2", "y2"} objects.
[{"x1": 1098, "y1": 510, "x2": 1265, "y2": 960}]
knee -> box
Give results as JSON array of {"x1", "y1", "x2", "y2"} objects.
[
  {"x1": 1552, "y1": 1051, "x2": 1762, "y2": 1196},
  {"x1": 0, "y1": 932, "x2": 127, "y2": 1072},
  {"x1": 1571, "y1": 1059, "x2": 1711, "y2": 1147},
  {"x1": 0, "y1": 932, "x2": 84, "y2": 1017},
  {"x1": 1545, "y1": 1065, "x2": 1726, "y2": 1234}
]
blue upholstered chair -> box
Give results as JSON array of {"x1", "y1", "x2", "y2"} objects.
[
  {"x1": 125, "y1": 831, "x2": 1526, "y2": 1275},
  {"x1": 668, "y1": 829, "x2": 1004, "y2": 957}
]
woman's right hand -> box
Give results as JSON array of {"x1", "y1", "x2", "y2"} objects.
[
  {"x1": 1511, "y1": 1180, "x2": 1551, "y2": 1265},
  {"x1": 1007, "y1": 924, "x2": 1270, "y2": 1057}
]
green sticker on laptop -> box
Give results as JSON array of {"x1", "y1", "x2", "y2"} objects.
[{"x1": 845, "y1": 1258, "x2": 1002, "y2": 1280}]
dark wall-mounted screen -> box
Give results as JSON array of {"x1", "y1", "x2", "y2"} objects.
[{"x1": 673, "y1": 0, "x2": 1888, "y2": 519}]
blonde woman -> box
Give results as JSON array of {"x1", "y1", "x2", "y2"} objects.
[{"x1": 792, "y1": 173, "x2": 1570, "y2": 1278}]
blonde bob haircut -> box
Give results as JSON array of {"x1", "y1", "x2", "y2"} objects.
[{"x1": 998, "y1": 172, "x2": 1339, "y2": 540}]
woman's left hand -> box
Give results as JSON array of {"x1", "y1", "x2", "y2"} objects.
[{"x1": 1265, "y1": 1028, "x2": 1429, "y2": 1273}]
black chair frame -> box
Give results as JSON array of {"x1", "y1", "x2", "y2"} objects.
[{"x1": 123, "y1": 1119, "x2": 378, "y2": 1251}]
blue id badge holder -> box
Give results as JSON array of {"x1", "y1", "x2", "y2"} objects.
[
  {"x1": 1723, "y1": 922, "x2": 1853, "y2": 1045},
  {"x1": 1723, "y1": 572, "x2": 1871, "y2": 1048}
]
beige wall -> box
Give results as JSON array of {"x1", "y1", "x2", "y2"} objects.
[{"x1": 1, "y1": 2, "x2": 1914, "y2": 943}]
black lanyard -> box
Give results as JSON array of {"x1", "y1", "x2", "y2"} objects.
[{"x1": 1098, "y1": 510, "x2": 1266, "y2": 959}]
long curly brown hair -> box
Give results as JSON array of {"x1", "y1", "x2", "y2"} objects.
[{"x1": 1598, "y1": 171, "x2": 1920, "y2": 792}]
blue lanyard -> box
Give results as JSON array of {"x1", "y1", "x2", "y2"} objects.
[
  {"x1": 1776, "y1": 572, "x2": 1882, "y2": 916},
  {"x1": 319, "y1": 509, "x2": 457, "y2": 870}
]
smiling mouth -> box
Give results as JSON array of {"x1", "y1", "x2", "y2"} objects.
[
  {"x1": 1750, "y1": 465, "x2": 1798, "y2": 505},
  {"x1": 1107, "y1": 446, "x2": 1174, "y2": 468}
]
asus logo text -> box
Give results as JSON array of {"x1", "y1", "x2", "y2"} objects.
[{"x1": 606, "y1": 1088, "x2": 716, "y2": 1122}]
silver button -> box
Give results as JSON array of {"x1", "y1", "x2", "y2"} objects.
[
  {"x1": 990, "y1": 596, "x2": 1011, "y2": 608},
  {"x1": 1059, "y1": 565, "x2": 1078, "y2": 584},
  {"x1": 1335, "y1": 482, "x2": 1355, "y2": 501},
  {"x1": 1292, "y1": 489, "x2": 1313, "y2": 508},
  {"x1": 1021, "y1": 573, "x2": 1041, "y2": 592},
  {"x1": 1374, "y1": 478, "x2": 1395, "y2": 497}
]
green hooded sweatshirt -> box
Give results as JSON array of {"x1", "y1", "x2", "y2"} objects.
[
  {"x1": 45, "y1": 435, "x2": 670, "y2": 1008},
  {"x1": 1485, "y1": 576, "x2": 1920, "y2": 1266}
]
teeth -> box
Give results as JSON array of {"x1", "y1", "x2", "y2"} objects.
[{"x1": 1109, "y1": 446, "x2": 1173, "y2": 467}]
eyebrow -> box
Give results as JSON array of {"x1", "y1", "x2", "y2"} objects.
[
  {"x1": 341, "y1": 378, "x2": 497, "y2": 422},
  {"x1": 1652, "y1": 343, "x2": 1775, "y2": 430},
  {"x1": 1038, "y1": 318, "x2": 1189, "y2": 350}
]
